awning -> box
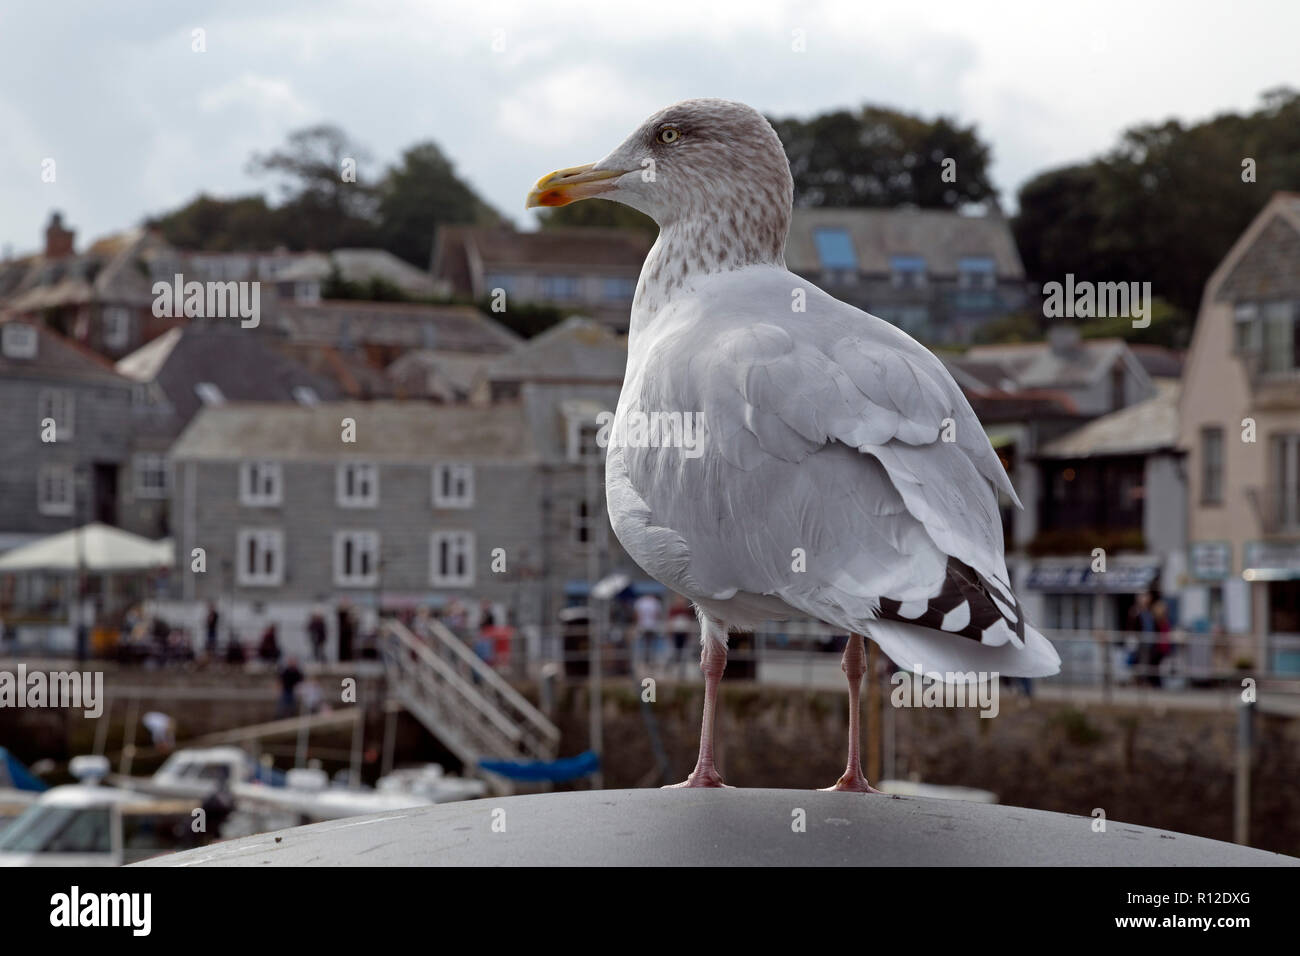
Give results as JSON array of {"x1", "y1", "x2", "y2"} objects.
[
  {"x1": 1025, "y1": 562, "x2": 1160, "y2": 592},
  {"x1": 0, "y1": 747, "x2": 47, "y2": 792},
  {"x1": 0, "y1": 523, "x2": 173, "y2": 572},
  {"x1": 1243, "y1": 541, "x2": 1300, "y2": 581}
]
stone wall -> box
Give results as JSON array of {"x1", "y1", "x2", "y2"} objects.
[{"x1": 547, "y1": 679, "x2": 1300, "y2": 856}]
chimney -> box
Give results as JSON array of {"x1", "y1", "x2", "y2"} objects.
[
  {"x1": 45, "y1": 212, "x2": 75, "y2": 259},
  {"x1": 1047, "y1": 325, "x2": 1082, "y2": 355}
]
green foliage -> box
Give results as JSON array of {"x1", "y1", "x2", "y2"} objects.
[
  {"x1": 320, "y1": 268, "x2": 416, "y2": 303},
  {"x1": 1013, "y1": 87, "x2": 1300, "y2": 316},
  {"x1": 971, "y1": 310, "x2": 1045, "y2": 345},
  {"x1": 474, "y1": 299, "x2": 567, "y2": 339},
  {"x1": 768, "y1": 105, "x2": 998, "y2": 209},
  {"x1": 1050, "y1": 708, "x2": 1104, "y2": 746},
  {"x1": 374, "y1": 141, "x2": 502, "y2": 267},
  {"x1": 148, "y1": 127, "x2": 500, "y2": 266},
  {"x1": 1077, "y1": 297, "x2": 1191, "y2": 350},
  {"x1": 536, "y1": 199, "x2": 658, "y2": 238}
]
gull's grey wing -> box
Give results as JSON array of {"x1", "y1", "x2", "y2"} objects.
[{"x1": 613, "y1": 269, "x2": 1030, "y2": 652}]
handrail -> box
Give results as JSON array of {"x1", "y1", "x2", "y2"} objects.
[
  {"x1": 422, "y1": 618, "x2": 560, "y2": 745},
  {"x1": 385, "y1": 624, "x2": 524, "y2": 745},
  {"x1": 379, "y1": 619, "x2": 559, "y2": 764}
]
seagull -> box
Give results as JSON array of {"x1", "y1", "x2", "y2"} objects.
[{"x1": 527, "y1": 98, "x2": 1060, "y2": 791}]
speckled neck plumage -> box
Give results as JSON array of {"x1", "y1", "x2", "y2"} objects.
[{"x1": 631, "y1": 192, "x2": 791, "y2": 337}]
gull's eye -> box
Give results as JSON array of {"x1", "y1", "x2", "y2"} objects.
[{"x1": 657, "y1": 126, "x2": 681, "y2": 145}]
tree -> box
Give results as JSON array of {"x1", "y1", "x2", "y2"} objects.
[
  {"x1": 768, "y1": 106, "x2": 998, "y2": 209},
  {"x1": 146, "y1": 194, "x2": 281, "y2": 250},
  {"x1": 1013, "y1": 87, "x2": 1300, "y2": 317},
  {"x1": 374, "y1": 142, "x2": 501, "y2": 268}
]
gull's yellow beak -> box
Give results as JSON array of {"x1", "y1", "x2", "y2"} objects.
[{"x1": 526, "y1": 163, "x2": 624, "y2": 208}]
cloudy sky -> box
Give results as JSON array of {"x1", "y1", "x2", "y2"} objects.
[{"x1": 1, "y1": 0, "x2": 1296, "y2": 255}]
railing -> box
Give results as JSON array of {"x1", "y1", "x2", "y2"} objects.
[
  {"x1": 485, "y1": 623, "x2": 1299, "y2": 692},
  {"x1": 379, "y1": 618, "x2": 559, "y2": 772}
]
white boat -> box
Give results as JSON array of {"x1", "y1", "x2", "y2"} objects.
[
  {"x1": 376, "y1": 764, "x2": 487, "y2": 804},
  {"x1": 0, "y1": 783, "x2": 201, "y2": 866},
  {"x1": 111, "y1": 746, "x2": 271, "y2": 800}
]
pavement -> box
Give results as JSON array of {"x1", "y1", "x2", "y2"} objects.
[{"x1": 138, "y1": 788, "x2": 1298, "y2": 867}]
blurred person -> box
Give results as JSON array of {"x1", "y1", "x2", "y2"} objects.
[
  {"x1": 299, "y1": 676, "x2": 324, "y2": 715},
  {"x1": 307, "y1": 612, "x2": 327, "y2": 663},
  {"x1": 1130, "y1": 590, "x2": 1160, "y2": 687},
  {"x1": 257, "y1": 622, "x2": 281, "y2": 664},
  {"x1": 633, "y1": 591, "x2": 663, "y2": 670},
  {"x1": 336, "y1": 601, "x2": 355, "y2": 661},
  {"x1": 225, "y1": 633, "x2": 246, "y2": 665},
  {"x1": 204, "y1": 601, "x2": 220, "y2": 657},
  {"x1": 142, "y1": 711, "x2": 176, "y2": 752},
  {"x1": 277, "y1": 657, "x2": 304, "y2": 718}
]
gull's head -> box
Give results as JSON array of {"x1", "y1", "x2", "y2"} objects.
[{"x1": 526, "y1": 98, "x2": 794, "y2": 235}]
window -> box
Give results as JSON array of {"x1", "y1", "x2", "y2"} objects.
[
  {"x1": 890, "y1": 255, "x2": 927, "y2": 289},
  {"x1": 430, "y1": 531, "x2": 475, "y2": 587},
  {"x1": 483, "y1": 273, "x2": 516, "y2": 296},
  {"x1": 1044, "y1": 593, "x2": 1094, "y2": 630},
  {"x1": 337, "y1": 462, "x2": 379, "y2": 508},
  {"x1": 1260, "y1": 301, "x2": 1299, "y2": 375},
  {"x1": 1233, "y1": 303, "x2": 1261, "y2": 355},
  {"x1": 133, "y1": 454, "x2": 169, "y2": 499},
  {"x1": 1, "y1": 323, "x2": 37, "y2": 359},
  {"x1": 194, "y1": 382, "x2": 225, "y2": 406},
  {"x1": 432, "y1": 463, "x2": 474, "y2": 508},
  {"x1": 236, "y1": 529, "x2": 284, "y2": 586},
  {"x1": 37, "y1": 388, "x2": 75, "y2": 440},
  {"x1": 334, "y1": 530, "x2": 380, "y2": 587},
  {"x1": 539, "y1": 275, "x2": 580, "y2": 300},
  {"x1": 37, "y1": 464, "x2": 74, "y2": 516},
  {"x1": 573, "y1": 499, "x2": 593, "y2": 546},
  {"x1": 957, "y1": 256, "x2": 996, "y2": 291},
  {"x1": 813, "y1": 228, "x2": 859, "y2": 271},
  {"x1": 1272, "y1": 433, "x2": 1300, "y2": 531},
  {"x1": 240, "y1": 461, "x2": 282, "y2": 507},
  {"x1": 566, "y1": 418, "x2": 603, "y2": 463},
  {"x1": 102, "y1": 306, "x2": 130, "y2": 350},
  {"x1": 1200, "y1": 426, "x2": 1224, "y2": 505},
  {"x1": 602, "y1": 276, "x2": 637, "y2": 300}
]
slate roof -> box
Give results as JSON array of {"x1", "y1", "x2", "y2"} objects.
[
  {"x1": 785, "y1": 207, "x2": 1026, "y2": 278},
  {"x1": 486, "y1": 316, "x2": 626, "y2": 383},
  {"x1": 0, "y1": 317, "x2": 130, "y2": 386},
  {"x1": 114, "y1": 322, "x2": 344, "y2": 424},
  {"x1": 1039, "y1": 380, "x2": 1181, "y2": 458},
  {"x1": 275, "y1": 301, "x2": 520, "y2": 353},
  {"x1": 171, "y1": 401, "x2": 538, "y2": 463}
]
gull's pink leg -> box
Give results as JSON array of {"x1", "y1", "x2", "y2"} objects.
[
  {"x1": 666, "y1": 630, "x2": 730, "y2": 788},
  {"x1": 821, "y1": 633, "x2": 882, "y2": 793}
]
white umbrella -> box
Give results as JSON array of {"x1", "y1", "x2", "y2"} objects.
[{"x1": 0, "y1": 523, "x2": 172, "y2": 572}]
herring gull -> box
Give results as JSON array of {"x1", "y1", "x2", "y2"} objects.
[{"x1": 527, "y1": 98, "x2": 1060, "y2": 790}]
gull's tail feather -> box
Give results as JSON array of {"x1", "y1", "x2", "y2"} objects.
[{"x1": 865, "y1": 617, "x2": 1061, "y2": 680}]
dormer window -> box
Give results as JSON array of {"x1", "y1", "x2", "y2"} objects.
[
  {"x1": 890, "y1": 256, "x2": 928, "y2": 290},
  {"x1": 1, "y1": 323, "x2": 37, "y2": 359}
]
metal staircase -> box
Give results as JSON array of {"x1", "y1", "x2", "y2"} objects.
[{"x1": 379, "y1": 619, "x2": 560, "y2": 792}]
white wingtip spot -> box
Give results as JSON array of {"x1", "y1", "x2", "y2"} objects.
[{"x1": 941, "y1": 601, "x2": 971, "y2": 633}]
